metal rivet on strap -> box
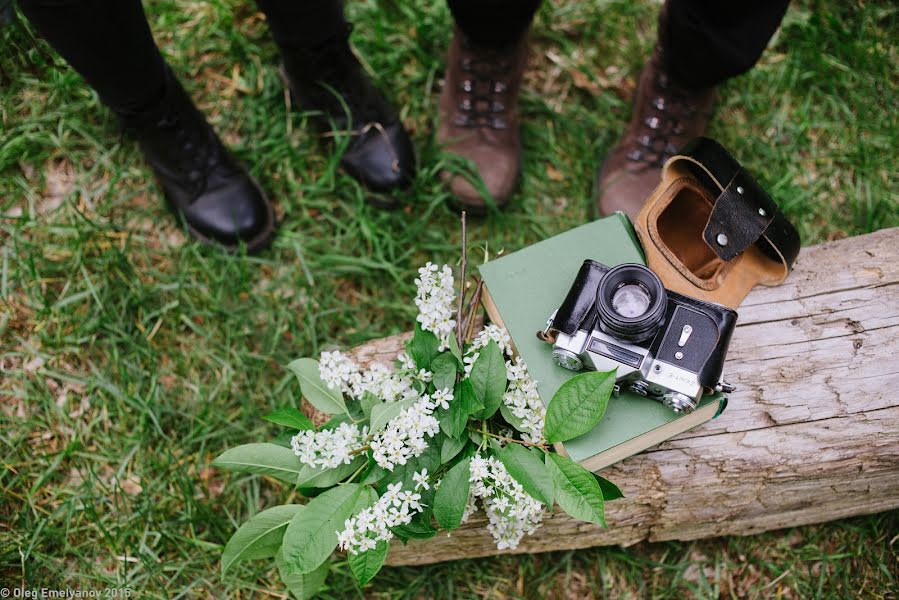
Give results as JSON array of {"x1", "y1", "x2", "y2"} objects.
[
  {"x1": 717, "y1": 233, "x2": 729, "y2": 246},
  {"x1": 675, "y1": 351, "x2": 684, "y2": 360},
  {"x1": 737, "y1": 186, "x2": 745, "y2": 194},
  {"x1": 758, "y1": 208, "x2": 767, "y2": 217}
]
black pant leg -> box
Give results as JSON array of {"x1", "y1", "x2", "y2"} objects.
[
  {"x1": 447, "y1": 0, "x2": 542, "y2": 47},
  {"x1": 663, "y1": 0, "x2": 790, "y2": 89},
  {"x1": 17, "y1": 0, "x2": 168, "y2": 113},
  {"x1": 254, "y1": 0, "x2": 348, "y2": 49}
]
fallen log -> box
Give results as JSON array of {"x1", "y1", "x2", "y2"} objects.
[{"x1": 346, "y1": 228, "x2": 899, "y2": 567}]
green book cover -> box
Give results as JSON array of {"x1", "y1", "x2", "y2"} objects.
[{"x1": 479, "y1": 213, "x2": 724, "y2": 469}]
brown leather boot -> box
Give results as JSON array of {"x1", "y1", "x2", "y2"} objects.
[
  {"x1": 595, "y1": 16, "x2": 716, "y2": 219},
  {"x1": 438, "y1": 27, "x2": 528, "y2": 214}
]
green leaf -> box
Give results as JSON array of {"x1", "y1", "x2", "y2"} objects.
[
  {"x1": 447, "y1": 333, "x2": 464, "y2": 365},
  {"x1": 348, "y1": 539, "x2": 388, "y2": 586},
  {"x1": 594, "y1": 474, "x2": 624, "y2": 501},
  {"x1": 272, "y1": 430, "x2": 297, "y2": 448},
  {"x1": 440, "y1": 435, "x2": 466, "y2": 464},
  {"x1": 276, "y1": 549, "x2": 328, "y2": 600},
  {"x1": 470, "y1": 341, "x2": 508, "y2": 419},
  {"x1": 221, "y1": 504, "x2": 303, "y2": 577},
  {"x1": 297, "y1": 455, "x2": 366, "y2": 489},
  {"x1": 409, "y1": 323, "x2": 440, "y2": 370},
  {"x1": 499, "y1": 404, "x2": 528, "y2": 433},
  {"x1": 282, "y1": 484, "x2": 363, "y2": 574},
  {"x1": 319, "y1": 413, "x2": 351, "y2": 430},
  {"x1": 392, "y1": 518, "x2": 438, "y2": 541},
  {"x1": 287, "y1": 358, "x2": 348, "y2": 416},
  {"x1": 360, "y1": 392, "x2": 380, "y2": 420},
  {"x1": 430, "y1": 352, "x2": 459, "y2": 392},
  {"x1": 546, "y1": 453, "x2": 605, "y2": 526},
  {"x1": 212, "y1": 443, "x2": 301, "y2": 484},
  {"x1": 544, "y1": 370, "x2": 616, "y2": 443},
  {"x1": 263, "y1": 407, "x2": 314, "y2": 431},
  {"x1": 433, "y1": 458, "x2": 471, "y2": 531},
  {"x1": 369, "y1": 397, "x2": 416, "y2": 433},
  {"x1": 498, "y1": 444, "x2": 554, "y2": 507},
  {"x1": 440, "y1": 379, "x2": 482, "y2": 439}
]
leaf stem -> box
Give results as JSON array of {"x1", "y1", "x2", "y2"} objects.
[
  {"x1": 472, "y1": 428, "x2": 549, "y2": 450},
  {"x1": 344, "y1": 460, "x2": 369, "y2": 484}
]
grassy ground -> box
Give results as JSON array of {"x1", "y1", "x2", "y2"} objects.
[{"x1": 1, "y1": 0, "x2": 897, "y2": 597}]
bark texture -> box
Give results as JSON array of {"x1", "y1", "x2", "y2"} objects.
[{"x1": 346, "y1": 228, "x2": 899, "y2": 567}]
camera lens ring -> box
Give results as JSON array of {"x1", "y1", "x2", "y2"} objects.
[{"x1": 595, "y1": 264, "x2": 667, "y2": 343}]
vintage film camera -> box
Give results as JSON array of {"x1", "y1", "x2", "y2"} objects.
[{"x1": 539, "y1": 261, "x2": 737, "y2": 414}]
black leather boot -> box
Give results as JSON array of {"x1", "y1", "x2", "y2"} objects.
[
  {"x1": 119, "y1": 69, "x2": 276, "y2": 252},
  {"x1": 280, "y1": 26, "x2": 415, "y2": 195}
]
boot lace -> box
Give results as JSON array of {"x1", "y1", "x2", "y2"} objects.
[
  {"x1": 154, "y1": 110, "x2": 218, "y2": 197},
  {"x1": 627, "y1": 70, "x2": 699, "y2": 168},
  {"x1": 454, "y1": 40, "x2": 513, "y2": 130}
]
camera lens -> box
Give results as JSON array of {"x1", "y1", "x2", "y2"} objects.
[
  {"x1": 611, "y1": 283, "x2": 653, "y2": 318},
  {"x1": 595, "y1": 264, "x2": 667, "y2": 343}
]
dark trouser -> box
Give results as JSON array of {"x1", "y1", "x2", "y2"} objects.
[
  {"x1": 17, "y1": 0, "x2": 348, "y2": 114},
  {"x1": 447, "y1": 0, "x2": 791, "y2": 89},
  {"x1": 18, "y1": 0, "x2": 788, "y2": 113}
]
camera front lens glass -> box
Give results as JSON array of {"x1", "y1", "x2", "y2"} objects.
[
  {"x1": 595, "y1": 264, "x2": 668, "y2": 344},
  {"x1": 611, "y1": 283, "x2": 652, "y2": 318}
]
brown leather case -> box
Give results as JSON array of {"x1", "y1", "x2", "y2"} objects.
[{"x1": 635, "y1": 137, "x2": 801, "y2": 309}]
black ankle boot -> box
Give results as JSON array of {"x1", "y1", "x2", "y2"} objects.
[
  {"x1": 280, "y1": 26, "x2": 415, "y2": 195},
  {"x1": 118, "y1": 70, "x2": 276, "y2": 252}
]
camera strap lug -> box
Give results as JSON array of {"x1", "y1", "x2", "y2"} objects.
[
  {"x1": 715, "y1": 380, "x2": 737, "y2": 393},
  {"x1": 537, "y1": 310, "x2": 558, "y2": 342}
]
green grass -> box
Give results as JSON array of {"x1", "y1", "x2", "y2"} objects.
[{"x1": 1, "y1": 0, "x2": 897, "y2": 597}]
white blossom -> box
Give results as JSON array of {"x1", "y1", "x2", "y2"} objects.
[
  {"x1": 462, "y1": 351, "x2": 479, "y2": 377},
  {"x1": 467, "y1": 454, "x2": 545, "y2": 550},
  {"x1": 352, "y1": 362, "x2": 419, "y2": 404},
  {"x1": 397, "y1": 351, "x2": 416, "y2": 370},
  {"x1": 414, "y1": 262, "x2": 456, "y2": 350},
  {"x1": 471, "y1": 324, "x2": 514, "y2": 357},
  {"x1": 413, "y1": 468, "x2": 430, "y2": 490},
  {"x1": 319, "y1": 350, "x2": 362, "y2": 398},
  {"x1": 432, "y1": 387, "x2": 454, "y2": 410},
  {"x1": 290, "y1": 422, "x2": 368, "y2": 469},
  {"x1": 370, "y1": 396, "x2": 440, "y2": 471},
  {"x1": 502, "y1": 357, "x2": 546, "y2": 444},
  {"x1": 337, "y1": 474, "x2": 427, "y2": 554}
]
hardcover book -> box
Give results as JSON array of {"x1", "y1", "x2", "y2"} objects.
[{"x1": 478, "y1": 213, "x2": 727, "y2": 472}]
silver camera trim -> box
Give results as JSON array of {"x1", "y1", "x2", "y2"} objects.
[{"x1": 551, "y1": 323, "x2": 705, "y2": 413}]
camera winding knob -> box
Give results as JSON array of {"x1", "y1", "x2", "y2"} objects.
[{"x1": 662, "y1": 391, "x2": 697, "y2": 414}]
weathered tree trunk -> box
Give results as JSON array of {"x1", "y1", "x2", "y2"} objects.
[{"x1": 347, "y1": 228, "x2": 899, "y2": 567}]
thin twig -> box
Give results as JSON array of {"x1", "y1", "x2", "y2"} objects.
[
  {"x1": 472, "y1": 428, "x2": 549, "y2": 450},
  {"x1": 463, "y1": 278, "x2": 485, "y2": 344},
  {"x1": 456, "y1": 211, "x2": 467, "y2": 349}
]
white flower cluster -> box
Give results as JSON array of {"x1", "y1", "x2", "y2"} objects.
[
  {"x1": 471, "y1": 323, "x2": 514, "y2": 357},
  {"x1": 468, "y1": 454, "x2": 545, "y2": 550},
  {"x1": 319, "y1": 350, "x2": 425, "y2": 403},
  {"x1": 370, "y1": 396, "x2": 440, "y2": 470},
  {"x1": 414, "y1": 262, "x2": 456, "y2": 349},
  {"x1": 319, "y1": 350, "x2": 360, "y2": 397},
  {"x1": 290, "y1": 422, "x2": 369, "y2": 469},
  {"x1": 502, "y1": 357, "x2": 546, "y2": 444},
  {"x1": 337, "y1": 471, "x2": 429, "y2": 554}
]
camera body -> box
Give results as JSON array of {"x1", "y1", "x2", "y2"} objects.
[{"x1": 540, "y1": 260, "x2": 737, "y2": 413}]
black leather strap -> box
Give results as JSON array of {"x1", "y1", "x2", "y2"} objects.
[{"x1": 672, "y1": 137, "x2": 801, "y2": 272}]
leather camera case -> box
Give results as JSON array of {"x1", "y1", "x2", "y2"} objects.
[{"x1": 634, "y1": 137, "x2": 801, "y2": 309}]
